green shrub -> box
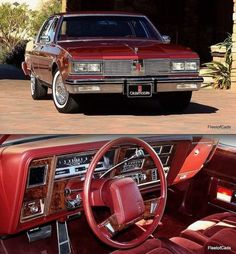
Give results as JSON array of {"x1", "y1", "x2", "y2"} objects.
[
  {"x1": 204, "y1": 34, "x2": 232, "y2": 90},
  {"x1": 0, "y1": 1, "x2": 61, "y2": 66},
  {"x1": 4, "y1": 40, "x2": 28, "y2": 67},
  {"x1": 30, "y1": 0, "x2": 61, "y2": 37},
  {"x1": 204, "y1": 61, "x2": 231, "y2": 90},
  {"x1": 215, "y1": 34, "x2": 232, "y2": 68},
  {"x1": 0, "y1": 3, "x2": 32, "y2": 51}
]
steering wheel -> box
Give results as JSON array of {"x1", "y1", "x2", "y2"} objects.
[{"x1": 83, "y1": 137, "x2": 167, "y2": 249}]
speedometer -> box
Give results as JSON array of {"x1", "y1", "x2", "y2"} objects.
[
  {"x1": 57, "y1": 154, "x2": 93, "y2": 168},
  {"x1": 55, "y1": 150, "x2": 115, "y2": 179}
]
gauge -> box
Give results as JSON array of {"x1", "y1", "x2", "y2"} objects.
[
  {"x1": 55, "y1": 150, "x2": 115, "y2": 179},
  {"x1": 122, "y1": 159, "x2": 144, "y2": 172},
  {"x1": 56, "y1": 154, "x2": 93, "y2": 168}
]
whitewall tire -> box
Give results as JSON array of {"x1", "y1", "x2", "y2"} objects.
[{"x1": 52, "y1": 70, "x2": 79, "y2": 113}]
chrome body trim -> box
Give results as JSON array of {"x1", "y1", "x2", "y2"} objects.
[
  {"x1": 65, "y1": 76, "x2": 203, "y2": 94},
  {"x1": 69, "y1": 59, "x2": 199, "y2": 77}
]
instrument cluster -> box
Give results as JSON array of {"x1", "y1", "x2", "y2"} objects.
[{"x1": 55, "y1": 150, "x2": 115, "y2": 180}]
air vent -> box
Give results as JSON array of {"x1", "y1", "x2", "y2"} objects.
[{"x1": 27, "y1": 165, "x2": 48, "y2": 188}]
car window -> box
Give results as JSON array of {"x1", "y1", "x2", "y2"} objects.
[
  {"x1": 205, "y1": 135, "x2": 236, "y2": 148},
  {"x1": 219, "y1": 135, "x2": 236, "y2": 148},
  {"x1": 58, "y1": 16, "x2": 161, "y2": 40},
  {"x1": 38, "y1": 18, "x2": 54, "y2": 43},
  {"x1": 47, "y1": 17, "x2": 59, "y2": 42}
]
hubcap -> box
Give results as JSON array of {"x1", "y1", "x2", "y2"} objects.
[{"x1": 55, "y1": 74, "x2": 69, "y2": 106}]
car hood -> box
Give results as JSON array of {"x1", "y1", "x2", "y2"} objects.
[{"x1": 57, "y1": 39, "x2": 199, "y2": 60}]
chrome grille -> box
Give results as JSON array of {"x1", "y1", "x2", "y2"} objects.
[
  {"x1": 103, "y1": 60, "x2": 132, "y2": 76},
  {"x1": 144, "y1": 59, "x2": 170, "y2": 75}
]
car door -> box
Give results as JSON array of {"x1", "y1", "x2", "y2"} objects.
[
  {"x1": 30, "y1": 18, "x2": 53, "y2": 79},
  {"x1": 36, "y1": 17, "x2": 56, "y2": 84},
  {"x1": 37, "y1": 17, "x2": 61, "y2": 85}
]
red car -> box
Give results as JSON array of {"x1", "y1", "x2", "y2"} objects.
[
  {"x1": 22, "y1": 12, "x2": 203, "y2": 113},
  {"x1": 0, "y1": 135, "x2": 235, "y2": 253}
]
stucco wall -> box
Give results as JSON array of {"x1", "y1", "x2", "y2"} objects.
[{"x1": 231, "y1": 0, "x2": 236, "y2": 90}]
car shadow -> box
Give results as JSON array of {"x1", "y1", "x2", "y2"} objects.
[
  {"x1": 81, "y1": 98, "x2": 218, "y2": 116},
  {"x1": 37, "y1": 94, "x2": 218, "y2": 116},
  {"x1": 40, "y1": 94, "x2": 53, "y2": 100},
  {"x1": 0, "y1": 64, "x2": 27, "y2": 80}
]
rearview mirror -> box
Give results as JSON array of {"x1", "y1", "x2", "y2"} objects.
[{"x1": 162, "y1": 35, "x2": 171, "y2": 44}]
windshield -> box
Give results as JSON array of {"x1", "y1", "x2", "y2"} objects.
[{"x1": 58, "y1": 15, "x2": 161, "y2": 41}]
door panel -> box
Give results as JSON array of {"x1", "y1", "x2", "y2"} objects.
[
  {"x1": 38, "y1": 44, "x2": 60, "y2": 85},
  {"x1": 204, "y1": 146, "x2": 236, "y2": 212}
]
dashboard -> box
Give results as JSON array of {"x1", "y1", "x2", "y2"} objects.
[{"x1": 0, "y1": 135, "x2": 217, "y2": 236}]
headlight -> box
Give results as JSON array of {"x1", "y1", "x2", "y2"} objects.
[
  {"x1": 172, "y1": 61, "x2": 198, "y2": 71},
  {"x1": 172, "y1": 62, "x2": 185, "y2": 71},
  {"x1": 185, "y1": 61, "x2": 198, "y2": 71},
  {"x1": 72, "y1": 62, "x2": 102, "y2": 73}
]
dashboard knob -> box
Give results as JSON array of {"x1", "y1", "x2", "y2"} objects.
[
  {"x1": 64, "y1": 188, "x2": 71, "y2": 196},
  {"x1": 29, "y1": 204, "x2": 39, "y2": 214},
  {"x1": 66, "y1": 195, "x2": 82, "y2": 209}
]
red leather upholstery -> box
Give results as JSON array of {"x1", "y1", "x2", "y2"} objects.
[
  {"x1": 112, "y1": 239, "x2": 173, "y2": 254},
  {"x1": 181, "y1": 212, "x2": 236, "y2": 246}
]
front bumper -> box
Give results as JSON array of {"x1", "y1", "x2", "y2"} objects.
[{"x1": 65, "y1": 76, "x2": 203, "y2": 94}]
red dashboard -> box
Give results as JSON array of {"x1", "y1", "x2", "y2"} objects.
[{"x1": 0, "y1": 135, "x2": 217, "y2": 236}]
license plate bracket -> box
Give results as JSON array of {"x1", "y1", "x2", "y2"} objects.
[{"x1": 127, "y1": 83, "x2": 152, "y2": 98}]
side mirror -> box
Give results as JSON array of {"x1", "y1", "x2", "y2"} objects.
[
  {"x1": 40, "y1": 35, "x2": 50, "y2": 44},
  {"x1": 162, "y1": 35, "x2": 171, "y2": 44}
]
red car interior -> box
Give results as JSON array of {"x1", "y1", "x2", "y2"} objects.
[{"x1": 0, "y1": 135, "x2": 235, "y2": 254}]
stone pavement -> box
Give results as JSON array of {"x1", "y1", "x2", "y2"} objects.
[{"x1": 0, "y1": 79, "x2": 235, "y2": 134}]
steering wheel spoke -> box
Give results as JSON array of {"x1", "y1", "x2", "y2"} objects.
[
  {"x1": 144, "y1": 197, "x2": 163, "y2": 219},
  {"x1": 89, "y1": 179, "x2": 109, "y2": 207},
  {"x1": 98, "y1": 214, "x2": 120, "y2": 238}
]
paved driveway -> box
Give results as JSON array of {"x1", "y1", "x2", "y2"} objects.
[{"x1": 0, "y1": 79, "x2": 235, "y2": 134}]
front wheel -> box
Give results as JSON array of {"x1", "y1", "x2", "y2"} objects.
[
  {"x1": 30, "y1": 73, "x2": 48, "y2": 100},
  {"x1": 157, "y1": 91, "x2": 192, "y2": 112},
  {"x1": 52, "y1": 70, "x2": 80, "y2": 113}
]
